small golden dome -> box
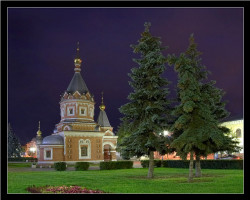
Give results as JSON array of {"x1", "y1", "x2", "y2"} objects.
[
  {"x1": 99, "y1": 104, "x2": 106, "y2": 111},
  {"x1": 37, "y1": 130, "x2": 42, "y2": 136},
  {"x1": 99, "y1": 92, "x2": 106, "y2": 111},
  {"x1": 74, "y1": 58, "x2": 82, "y2": 65},
  {"x1": 37, "y1": 121, "x2": 42, "y2": 136},
  {"x1": 74, "y1": 42, "x2": 82, "y2": 67}
]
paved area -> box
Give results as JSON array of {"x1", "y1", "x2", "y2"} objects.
[{"x1": 133, "y1": 161, "x2": 142, "y2": 168}]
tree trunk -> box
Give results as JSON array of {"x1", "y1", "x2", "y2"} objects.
[
  {"x1": 188, "y1": 151, "x2": 194, "y2": 182},
  {"x1": 147, "y1": 151, "x2": 154, "y2": 179},
  {"x1": 195, "y1": 155, "x2": 202, "y2": 177}
]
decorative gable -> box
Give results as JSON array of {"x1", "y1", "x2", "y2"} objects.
[{"x1": 104, "y1": 130, "x2": 114, "y2": 136}]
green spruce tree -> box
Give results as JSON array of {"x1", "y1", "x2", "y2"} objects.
[
  {"x1": 168, "y1": 34, "x2": 236, "y2": 182},
  {"x1": 118, "y1": 22, "x2": 172, "y2": 178},
  {"x1": 184, "y1": 35, "x2": 240, "y2": 177}
]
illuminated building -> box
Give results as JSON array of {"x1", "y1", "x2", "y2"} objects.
[
  {"x1": 36, "y1": 43, "x2": 118, "y2": 165},
  {"x1": 153, "y1": 116, "x2": 243, "y2": 160}
]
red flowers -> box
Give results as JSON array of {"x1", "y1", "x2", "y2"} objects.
[{"x1": 27, "y1": 185, "x2": 105, "y2": 193}]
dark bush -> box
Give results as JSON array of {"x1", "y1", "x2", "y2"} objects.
[
  {"x1": 162, "y1": 159, "x2": 243, "y2": 169},
  {"x1": 155, "y1": 160, "x2": 162, "y2": 167},
  {"x1": 54, "y1": 162, "x2": 67, "y2": 171},
  {"x1": 162, "y1": 160, "x2": 190, "y2": 168},
  {"x1": 141, "y1": 160, "x2": 162, "y2": 168},
  {"x1": 8, "y1": 157, "x2": 38, "y2": 162},
  {"x1": 100, "y1": 161, "x2": 133, "y2": 170},
  {"x1": 75, "y1": 162, "x2": 90, "y2": 171}
]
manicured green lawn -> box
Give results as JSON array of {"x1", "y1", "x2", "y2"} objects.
[{"x1": 8, "y1": 167, "x2": 243, "y2": 194}]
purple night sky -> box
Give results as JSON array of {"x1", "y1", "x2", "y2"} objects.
[{"x1": 8, "y1": 8, "x2": 243, "y2": 145}]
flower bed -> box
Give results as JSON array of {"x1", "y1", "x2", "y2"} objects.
[{"x1": 26, "y1": 185, "x2": 106, "y2": 193}]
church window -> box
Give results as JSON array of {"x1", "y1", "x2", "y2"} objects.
[
  {"x1": 44, "y1": 148, "x2": 53, "y2": 160},
  {"x1": 79, "y1": 106, "x2": 87, "y2": 116},
  {"x1": 81, "y1": 146, "x2": 88, "y2": 156},
  {"x1": 79, "y1": 139, "x2": 91, "y2": 159},
  {"x1": 81, "y1": 108, "x2": 85, "y2": 115},
  {"x1": 67, "y1": 106, "x2": 75, "y2": 116},
  {"x1": 236, "y1": 129, "x2": 241, "y2": 138},
  {"x1": 46, "y1": 150, "x2": 51, "y2": 158}
]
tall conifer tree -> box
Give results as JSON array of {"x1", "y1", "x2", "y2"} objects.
[
  {"x1": 169, "y1": 34, "x2": 228, "y2": 181},
  {"x1": 118, "y1": 22, "x2": 172, "y2": 178},
  {"x1": 169, "y1": 34, "x2": 241, "y2": 181}
]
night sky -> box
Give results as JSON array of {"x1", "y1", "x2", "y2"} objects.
[{"x1": 8, "y1": 8, "x2": 243, "y2": 145}]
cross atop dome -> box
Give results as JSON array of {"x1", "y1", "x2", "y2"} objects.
[
  {"x1": 74, "y1": 42, "x2": 82, "y2": 72},
  {"x1": 66, "y1": 42, "x2": 89, "y2": 94},
  {"x1": 99, "y1": 92, "x2": 106, "y2": 111},
  {"x1": 37, "y1": 121, "x2": 42, "y2": 136}
]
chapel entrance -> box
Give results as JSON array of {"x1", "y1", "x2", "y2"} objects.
[{"x1": 104, "y1": 144, "x2": 112, "y2": 161}]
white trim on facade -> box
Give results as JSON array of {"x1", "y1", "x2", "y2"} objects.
[
  {"x1": 44, "y1": 148, "x2": 53, "y2": 160},
  {"x1": 89, "y1": 107, "x2": 94, "y2": 118},
  {"x1": 103, "y1": 142, "x2": 116, "y2": 150},
  {"x1": 79, "y1": 139, "x2": 91, "y2": 159},
  {"x1": 103, "y1": 136, "x2": 118, "y2": 139},
  {"x1": 104, "y1": 130, "x2": 114, "y2": 136},
  {"x1": 61, "y1": 107, "x2": 65, "y2": 117},
  {"x1": 63, "y1": 125, "x2": 72, "y2": 131},
  {"x1": 64, "y1": 131, "x2": 105, "y2": 137},
  {"x1": 64, "y1": 136, "x2": 66, "y2": 155}
]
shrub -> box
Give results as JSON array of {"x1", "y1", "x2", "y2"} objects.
[
  {"x1": 162, "y1": 160, "x2": 190, "y2": 168},
  {"x1": 54, "y1": 162, "x2": 67, "y2": 171},
  {"x1": 140, "y1": 160, "x2": 162, "y2": 168},
  {"x1": 75, "y1": 162, "x2": 90, "y2": 171},
  {"x1": 100, "y1": 161, "x2": 133, "y2": 170},
  {"x1": 162, "y1": 159, "x2": 243, "y2": 169},
  {"x1": 155, "y1": 160, "x2": 162, "y2": 167}
]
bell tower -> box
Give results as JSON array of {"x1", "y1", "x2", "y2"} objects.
[{"x1": 56, "y1": 43, "x2": 96, "y2": 132}]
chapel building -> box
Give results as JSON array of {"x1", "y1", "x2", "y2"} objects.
[{"x1": 37, "y1": 44, "x2": 118, "y2": 165}]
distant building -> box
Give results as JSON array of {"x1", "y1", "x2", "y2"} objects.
[
  {"x1": 34, "y1": 43, "x2": 118, "y2": 165},
  {"x1": 219, "y1": 116, "x2": 243, "y2": 158},
  {"x1": 154, "y1": 117, "x2": 244, "y2": 160}
]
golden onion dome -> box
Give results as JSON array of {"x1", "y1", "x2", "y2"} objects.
[
  {"x1": 74, "y1": 42, "x2": 82, "y2": 67},
  {"x1": 99, "y1": 103, "x2": 106, "y2": 111},
  {"x1": 99, "y1": 92, "x2": 106, "y2": 111},
  {"x1": 37, "y1": 121, "x2": 42, "y2": 136}
]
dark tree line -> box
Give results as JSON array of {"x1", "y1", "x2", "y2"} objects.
[{"x1": 8, "y1": 123, "x2": 22, "y2": 158}]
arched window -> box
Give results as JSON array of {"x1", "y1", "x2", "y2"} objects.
[
  {"x1": 79, "y1": 106, "x2": 87, "y2": 116},
  {"x1": 67, "y1": 106, "x2": 75, "y2": 116},
  {"x1": 81, "y1": 146, "x2": 87, "y2": 156},
  {"x1": 79, "y1": 139, "x2": 91, "y2": 159},
  {"x1": 236, "y1": 129, "x2": 241, "y2": 138}
]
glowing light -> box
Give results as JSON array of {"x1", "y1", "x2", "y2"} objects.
[
  {"x1": 163, "y1": 130, "x2": 169, "y2": 136},
  {"x1": 30, "y1": 147, "x2": 36, "y2": 152}
]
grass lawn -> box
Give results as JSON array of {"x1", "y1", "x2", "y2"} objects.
[{"x1": 7, "y1": 166, "x2": 243, "y2": 194}]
